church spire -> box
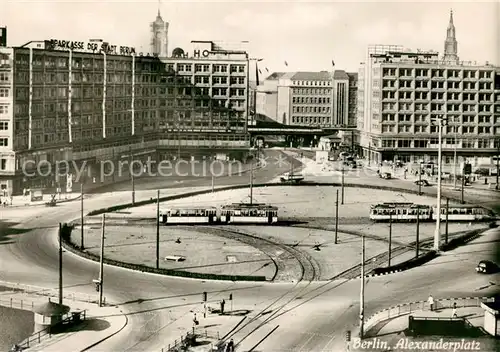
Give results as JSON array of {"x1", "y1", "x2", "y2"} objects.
[
  {"x1": 443, "y1": 9, "x2": 459, "y2": 63},
  {"x1": 157, "y1": 0, "x2": 162, "y2": 19}
]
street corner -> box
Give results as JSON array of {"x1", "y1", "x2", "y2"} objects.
[{"x1": 350, "y1": 336, "x2": 487, "y2": 351}]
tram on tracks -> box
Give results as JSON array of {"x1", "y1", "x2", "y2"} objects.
[
  {"x1": 159, "y1": 203, "x2": 279, "y2": 225},
  {"x1": 220, "y1": 203, "x2": 279, "y2": 224},
  {"x1": 369, "y1": 202, "x2": 494, "y2": 222},
  {"x1": 432, "y1": 204, "x2": 494, "y2": 221},
  {"x1": 160, "y1": 207, "x2": 218, "y2": 224}
]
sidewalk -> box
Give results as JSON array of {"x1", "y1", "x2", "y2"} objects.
[
  {"x1": 361, "y1": 306, "x2": 498, "y2": 352},
  {"x1": 0, "y1": 192, "x2": 81, "y2": 209},
  {"x1": 0, "y1": 291, "x2": 126, "y2": 352}
]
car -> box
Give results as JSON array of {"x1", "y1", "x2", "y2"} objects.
[
  {"x1": 378, "y1": 172, "x2": 392, "y2": 179},
  {"x1": 476, "y1": 260, "x2": 499, "y2": 274},
  {"x1": 414, "y1": 179, "x2": 430, "y2": 186}
]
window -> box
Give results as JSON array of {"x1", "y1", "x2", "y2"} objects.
[
  {"x1": 0, "y1": 105, "x2": 8, "y2": 115},
  {"x1": 0, "y1": 159, "x2": 5, "y2": 170},
  {"x1": 0, "y1": 73, "x2": 9, "y2": 82},
  {"x1": 0, "y1": 88, "x2": 9, "y2": 97},
  {"x1": 0, "y1": 121, "x2": 8, "y2": 130},
  {"x1": 0, "y1": 138, "x2": 8, "y2": 146}
]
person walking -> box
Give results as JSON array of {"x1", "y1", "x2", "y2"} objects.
[
  {"x1": 428, "y1": 294, "x2": 434, "y2": 311},
  {"x1": 221, "y1": 299, "x2": 226, "y2": 314},
  {"x1": 226, "y1": 338, "x2": 234, "y2": 352},
  {"x1": 451, "y1": 302, "x2": 458, "y2": 318}
]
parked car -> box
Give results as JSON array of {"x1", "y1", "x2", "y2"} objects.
[
  {"x1": 476, "y1": 260, "x2": 499, "y2": 274},
  {"x1": 414, "y1": 179, "x2": 430, "y2": 187},
  {"x1": 379, "y1": 172, "x2": 392, "y2": 179}
]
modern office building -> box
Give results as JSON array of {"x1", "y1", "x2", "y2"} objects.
[
  {"x1": 357, "y1": 40, "x2": 500, "y2": 168},
  {"x1": 256, "y1": 70, "x2": 357, "y2": 128},
  {"x1": 0, "y1": 39, "x2": 250, "y2": 195},
  {"x1": 150, "y1": 8, "x2": 169, "y2": 58}
]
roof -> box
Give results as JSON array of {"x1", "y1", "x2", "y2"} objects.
[
  {"x1": 265, "y1": 72, "x2": 286, "y2": 80},
  {"x1": 333, "y1": 70, "x2": 349, "y2": 80},
  {"x1": 34, "y1": 299, "x2": 70, "y2": 316},
  {"x1": 290, "y1": 71, "x2": 331, "y2": 81},
  {"x1": 346, "y1": 72, "x2": 358, "y2": 80}
]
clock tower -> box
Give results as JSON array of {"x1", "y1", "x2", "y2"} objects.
[{"x1": 150, "y1": 2, "x2": 169, "y2": 58}]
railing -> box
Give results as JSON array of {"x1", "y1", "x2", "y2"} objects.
[
  {"x1": 15, "y1": 310, "x2": 87, "y2": 350},
  {"x1": 0, "y1": 296, "x2": 35, "y2": 311},
  {"x1": 159, "y1": 326, "x2": 222, "y2": 352},
  {"x1": 0, "y1": 280, "x2": 102, "y2": 304},
  {"x1": 364, "y1": 296, "x2": 494, "y2": 334}
]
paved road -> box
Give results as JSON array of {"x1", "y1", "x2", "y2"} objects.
[{"x1": 0, "y1": 149, "x2": 499, "y2": 351}]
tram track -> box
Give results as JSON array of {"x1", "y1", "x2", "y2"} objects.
[
  {"x1": 195, "y1": 226, "x2": 320, "y2": 282},
  {"x1": 329, "y1": 230, "x2": 472, "y2": 280}
]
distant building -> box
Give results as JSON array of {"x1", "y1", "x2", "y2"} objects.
[
  {"x1": 150, "y1": 8, "x2": 169, "y2": 58},
  {"x1": 443, "y1": 10, "x2": 459, "y2": 64},
  {"x1": 256, "y1": 71, "x2": 357, "y2": 128},
  {"x1": 357, "y1": 38, "x2": 500, "y2": 168},
  {"x1": 255, "y1": 72, "x2": 285, "y2": 122},
  {"x1": 0, "y1": 27, "x2": 6, "y2": 47}
]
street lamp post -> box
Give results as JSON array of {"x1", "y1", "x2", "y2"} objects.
[
  {"x1": 432, "y1": 114, "x2": 447, "y2": 252},
  {"x1": 496, "y1": 138, "x2": 499, "y2": 190},
  {"x1": 453, "y1": 124, "x2": 458, "y2": 190},
  {"x1": 359, "y1": 233, "x2": 365, "y2": 338}
]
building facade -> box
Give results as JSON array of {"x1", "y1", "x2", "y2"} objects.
[
  {"x1": 0, "y1": 39, "x2": 250, "y2": 195},
  {"x1": 357, "y1": 45, "x2": 500, "y2": 167},
  {"x1": 150, "y1": 10, "x2": 169, "y2": 58},
  {"x1": 256, "y1": 70, "x2": 358, "y2": 129}
]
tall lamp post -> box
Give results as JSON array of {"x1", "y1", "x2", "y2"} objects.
[
  {"x1": 432, "y1": 114, "x2": 447, "y2": 252},
  {"x1": 496, "y1": 138, "x2": 499, "y2": 190}
]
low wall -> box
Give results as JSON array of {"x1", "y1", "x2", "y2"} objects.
[
  {"x1": 60, "y1": 224, "x2": 266, "y2": 282},
  {"x1": 364, "y1": 296, "x2": 494, "y2": 335}
]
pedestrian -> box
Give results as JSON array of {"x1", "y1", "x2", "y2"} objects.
[
  {"x1": 451, "y1": 302, "x2": 457, "y2": 318},
  {"x1": 193, "y1": 313, "x2": 199, "y2": 326},
  {"x1": 221, "y1": 299, "x2": 225, "y2": 314},
  {"x1": 428, "y1": 294, "x2": 434, "y2": 311},
  {"x1": 226, "y1": 338, "x2": 234, "y2": 352}
]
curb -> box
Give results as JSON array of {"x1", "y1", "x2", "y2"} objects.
[
  {"x1": 5, "y1": 194, "x2": 82, "y2": 209},
  {"x1": 364, "y1": 296, "x2": 495, "y2": 335},
  {"x1": 358, "y1": 229, "x2": 487, "y2": 279},
  {"x1": 80, "y1": 310, "x2": 129, "y2": 352}
]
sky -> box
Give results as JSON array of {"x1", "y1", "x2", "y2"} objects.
[{"x1": 1, "y1": 1, "x2": 498, "y2": 76}]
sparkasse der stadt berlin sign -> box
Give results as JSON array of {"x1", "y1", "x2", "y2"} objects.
[{"x1": 46, "y1": 39, "x2": 158, "y2": 58}]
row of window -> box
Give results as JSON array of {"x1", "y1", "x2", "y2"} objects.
[
  {"x1": 381, "y1": 68, "x2": 494, "y2": 79},
  {"x1": 292, "y1": 106, "x2": 331, "y2": 114},
  {"x1": 380, "y1": 114, "x2": 500, "y2": 124},
  {"x1": 167, "y1": 63, "x2": 246, "y2": 74},
  {"x1": 292, "y1": 80, "x2": 332, "y2": 87},
  {"x1": 382, "y1": 80, "x2": 493, "y2": 90},
  {"x1": 379, "y1": 92, "x2": 495, "y2": 101},
  {"x1": 291, "y1": 116, "x2": 332, "y2": 125},
  {"x1": 292, "y1": 97, "x2": 331, "y2": 104},
  {"x1": 292, "y1": 88, "x2": 332, "y2": 95},
  {"x1": 380, "y1": 125, "x2": 498, "y2": 134},
  {"x1": 15, "y1": 71, "x2": 158, "y2": 85},
  {"x1": 380, "y1": 138, "x2": 497, "y2": 149},
  {"x1": 15, "y1": 54, "x2": 162, "y2": 72},
  {"x1": 381, "y1": 103, "x2": 496, "y2": 113}
]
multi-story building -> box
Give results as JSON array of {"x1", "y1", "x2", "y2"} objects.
[
  {"x1": 163, "y1": 40, "x2": 249, "y2": 136},
  {"x1": 0, "y1": 39, "x2": 250, "y2": 195},
  {"x1": 255, "y1": 72, "x2": 285, "y2": 122},
  {"x1": 358, "y1": 11, "x2": 500, "y2": 168},
  {"x1": 256, "y1": 71, "x2": 358, "y2": 128},
  {"x1": 150, "y1": 9, "x2": 169, "y2": 58}
]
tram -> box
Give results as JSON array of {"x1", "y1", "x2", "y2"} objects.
[
  {"x1": 369, "y1": 203, "x2": 433, "y2": 222},
  {"x1": 432, "y1": 204, "x2": 494, "y2": 221},
  {"x1": 369, "y1": 202, "x2": 494, "y2": 222},
  {"x1": 220, "y1": 203, "x2": 279, "y2": 224},
  {"x1": 160, "y1": 207, "x2": 218, "y2": 224}
]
